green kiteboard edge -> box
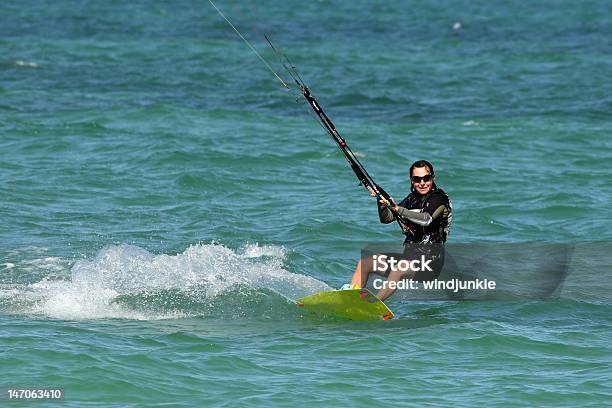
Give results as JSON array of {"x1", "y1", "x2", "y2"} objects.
[{"x1": 296, "y1": 288, "x2": 394, "y2": 321}]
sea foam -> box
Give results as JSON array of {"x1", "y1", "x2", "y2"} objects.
[{"x1": 9, "y1": 243, "x2": 330, "y2": 320}]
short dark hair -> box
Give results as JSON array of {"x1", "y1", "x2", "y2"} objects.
[{"x1": 409, "y1": 160, "x2": 435, "y2": 177}]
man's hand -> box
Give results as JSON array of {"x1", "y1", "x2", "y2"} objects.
[
  {"x1": 367, "y1": 187, "x2": 399, "y2": 212},
  {"x1": 379, "y1": 196, "x2": 398, "y2": 212}
]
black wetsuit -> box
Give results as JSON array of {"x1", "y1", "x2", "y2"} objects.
[
  {"x1": 377, "y1": 188, "x2": 452, "y2": 279},
  {"x1": 381, "y1": 188, "x2": 452, "y2": 244}
]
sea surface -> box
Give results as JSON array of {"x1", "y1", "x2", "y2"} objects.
[{"x1": 1, "y1": 0, "x2": 611, "y2": 406}]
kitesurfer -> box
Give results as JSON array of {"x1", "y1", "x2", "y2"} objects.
[{"x1": 346, "y1": 160, "x2": 452, "y2": 301}]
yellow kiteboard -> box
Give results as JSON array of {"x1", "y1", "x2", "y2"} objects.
[{"x1": 296, "y1": 288, "x2": 394, "y2": 321}]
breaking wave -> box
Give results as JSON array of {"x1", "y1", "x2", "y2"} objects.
[{"x1": 0, "y1": 243, "x2": 331, "y2": 320}]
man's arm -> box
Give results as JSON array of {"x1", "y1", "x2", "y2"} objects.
[
  {"x1": 394, "y1": 191, "x2": 449, "y2": 226},
  {"x1": 395, "y1": 205, "x2": 447, "y2": 226}
]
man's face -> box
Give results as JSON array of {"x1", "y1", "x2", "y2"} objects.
[{"x1": 411, "y1": 166, "x2": 434, "y2": 195}]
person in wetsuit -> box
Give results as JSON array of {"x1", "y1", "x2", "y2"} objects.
[{"x1": 348, "y1": 160, "x2": 452, "y2": 301}]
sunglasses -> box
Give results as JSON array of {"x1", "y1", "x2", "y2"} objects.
[{"x1": 411, "y1": 174, "x2": 433, "y2": 183}]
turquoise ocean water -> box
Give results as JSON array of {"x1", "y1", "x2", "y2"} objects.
[{"x1": 1, "y1": 0, "x2": 611, "y2": 406}]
